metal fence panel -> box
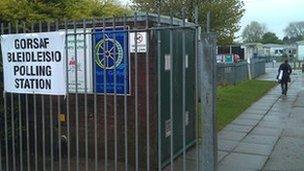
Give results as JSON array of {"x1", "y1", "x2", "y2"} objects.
[
  {"x1": 0, "y1": 11, "x2": 218, "y2": 171},
  {"x1": 217, "y1": 59, "x2": 266, "y2": 85}
]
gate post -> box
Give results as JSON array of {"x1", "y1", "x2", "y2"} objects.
[{"x1": 199, "y1": 33, "x2": 217, "y2": 171}]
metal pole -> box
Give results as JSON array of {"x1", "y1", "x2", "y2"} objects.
[
  {"x1": 49, "y1": 95, "x2": 54, "y2": 171},
  {"x1": 17, "y1": 21, "x2": 24, "y2": 171},
  {"x1": 169, "y1": 13, "x2": 174, "y2": 171},
  {"x1": 134, "y1": 12, "x2": 139, "y2": 171},
  {"x1": 102, "y1": 17, "x2": 108, "y2": 171},
  {"x1": 182, "y1": 9, "x2": 186, "y2": 171},
  {"x1": 145, "y1": 12, "x2": 150, "y2": 171},
  {"x1": 56, "y1": 21, "x2": 62, "y2": 171},
  {"x1": 39, "y1": 21, "x2": 46, "y2": 171},
  {"x1": 83, "y1": 19, "x2": 89, "y2": 171},
  {"x1": 92, "y1": 18, "x2": 98, "y2": 171},
  {"x1": 9, "y1": 22, "x2": 17, "y2": 171},
  {"x1": 194, "y1": 6, "x2": 201, "y2": 171},
  {"x1": 200, "y1": 34, "x2": 217, "y2": 171},
  {"x1": 113, "y1": 17, "x2": 118, "y2": 171},
  {"x1": 1, "y1": 23, "x2": 10, "y2": 171},
  {"x1": 73, "y1": 20, "x2": 80, "y2": 171},
  {"x1": 123, "y1": 15, "x2": 129, "y2": 171},
  {"x1": 64, "y1": 19, "x2": 71, "y2": 171},
  {"x1": 157, "y1": 8, "x2": 162, "y2": 171}
]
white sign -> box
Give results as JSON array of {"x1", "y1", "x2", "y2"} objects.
[
  {"x1": 1, "y1": 32, "x2": 66, "y2": 95},
  {"x1": 165, "y1": 54, "x2": 171, "y2": 71},
  {"x1": 129, "y1": 32, "x2": 147, "y2": 53},
  {"x1": 165, "y1": 119, "x2": 171, "y2": 138},
  {"x1": 66, "y1": 29, "x2": 93, "y2": 93},
  {"x1": 185, "y1": 54, "x2": 189, "y2": 68}
]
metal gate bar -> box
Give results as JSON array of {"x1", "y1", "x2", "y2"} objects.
[{"x1": 123, "y1": 15, "x2": 129, "y2": 171}]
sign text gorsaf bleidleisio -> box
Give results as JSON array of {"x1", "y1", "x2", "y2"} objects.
[{"x1": 1, "y1": 32, "x2": 66, "y2": 95}]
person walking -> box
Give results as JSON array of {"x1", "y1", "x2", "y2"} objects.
[{"x1": 277, "y1": 59, "x2": 292, "y2": 95}]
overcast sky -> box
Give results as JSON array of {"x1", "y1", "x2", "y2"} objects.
[
  {"x1": 120, "y1": 0, "x2": 304, "y2": 39},
  {"x1": 239, "y1": 0, "x2": 304, "y2": 39}
]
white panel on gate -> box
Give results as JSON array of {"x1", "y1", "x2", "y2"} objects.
[
  {"x1": 66, "y1": 28, "x2": 93, "y2": 93},
  {"x1": 1, "y1": 31, "x2": 66, "y2": 95},
  {"x1": 129, "y1": 32, "x2": 147, "y2": 53}
]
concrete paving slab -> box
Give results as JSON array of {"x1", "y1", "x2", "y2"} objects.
[
  {"x1": 259, "y1": 119, "x2": 286, "y2": 125},
  {"x1": 263, "y1": 115, "x2": 289, "y2": 121},
  {"x1": 272, "y1": 103, "x2": 292, "y2": 109},
  {"x1": 250, "y1": 126, "x2": 282, "y2": 137},
  {"x1": 277, "y1": 97, "x2": 296, "y2": 103},
  {"x1": 242, "y1": 134, "x2": 279, "y2": 145},
  {"x1": 293, "y1": 91, "x2": 304, "y2": 107},
  {"x1": 222, "y1": 124, "x2": 254, "y2": 133},
  {"x1": 218, "y1": 139, "x2": 240, "y2": 151},
  {"x1": 218, "y1": 131, "x2": 247, "y2": 141},
  {"x1": 290, "y1": 107, "x2": 304, "y2": 119},
  {"x1": 282, "y1": 127, "x2": 304, "y2": 139},
  {"x1": 265, "y1": 111, "x2": 290, "y2": 118},
  {"x1": 261, "y1": 93, "x2": 281, "y2": 98},
  {"x1": 218, "y1": 152, "x2": 268, "y2": 171},
  {"x1": 234, "y1": 142, "x2": 274, "y2": 156},
  {"x1": 244, "y1": 108, "x2": 268, "y2": 115},
  {"x1": 269, "y1": 107, "x2": 293, "y2": 113},
  {"x1": 246, "y1": 105, "x2": 271, "y2": 111},
  {"x1": 231, "y1": 118, "x2": 260, "y2": 127},
  {"x1": 258, "y1": 95, "x2": 278, "y2": 100},
  {"x1": 251, "y1": 101, "x2": 274, "y2": 107},
  {"x1": 218, "y1": 165, "x2": 259, "y2": 171},
  {"x1": 218, "y1": 151, "x2": 229, "y2": 162},
  {"x1": 285, "y1": 119, "x2": 304, "y2": 129},
  {"x1": 238, "y1": 113, "x2": 264, "y2": 120},
  {"x1": 243, "y1": 110, "x2": 266, "y2": 117},
  {"x1": 263, "y1": 137, "x2": 304, "y2": 171},
  {"x1": 258, "y1": 120, "x2": 285, "y2": 129}
]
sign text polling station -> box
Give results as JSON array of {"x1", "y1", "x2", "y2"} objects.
[{"x1": 1, "y1": 32, "x2": 66, "y2": 95}]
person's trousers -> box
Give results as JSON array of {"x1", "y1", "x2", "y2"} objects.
[{"x1": 281, "y1": 81, "x2": 288, "y2": 95}]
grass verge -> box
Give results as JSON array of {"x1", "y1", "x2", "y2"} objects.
[{"x1": 217, "y1": 80, "x2": 276, "y2": 131}]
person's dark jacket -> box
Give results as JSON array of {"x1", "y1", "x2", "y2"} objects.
[{"x1": 277, "y1": 63, "x2": 292, "y2": 83}]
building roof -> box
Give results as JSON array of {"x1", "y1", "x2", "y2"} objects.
[
  {"x1": 263, "y1": 44, "x2": 285, "y2": 48},
  {"x1": 68, "y1": 13, "x2": 197, "y2": 27},
  {"x1": 242, "y1": 43, "x2": 263, "y2": 48}
]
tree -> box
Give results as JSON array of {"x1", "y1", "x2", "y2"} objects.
[
  {"x1": 0, "y1": 0, "x2": 130, "y2": 23},
  {"x1": 282, "y1": 35, "x2": 302, "y2": 44},
  {"x1": 261, "y1": 32, "x2": 283, "y2": 44},
  {"x1": 132, "y1": 0, "x2": 245, "y2": 45},
  {"x1": 241, "y1": 21, "x2": 266, "y2": 43},
  {"x1": 284, "y1": 21, "x2": 304, "y2": 41}
]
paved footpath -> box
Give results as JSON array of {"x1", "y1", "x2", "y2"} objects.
[{"x1": 218, "y1": 64, "x2": 304, "y2": 171}]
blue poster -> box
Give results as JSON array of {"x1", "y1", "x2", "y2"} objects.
[{"x1": 94, "y1": 27, "x2": 129, "y2": 94}]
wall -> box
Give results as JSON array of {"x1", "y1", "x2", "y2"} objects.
[{"x1": 298, "y1": 44, "x2": 304, "y2": 61}]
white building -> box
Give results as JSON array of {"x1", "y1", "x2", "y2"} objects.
[
  {"x1": 241, "y1": 43, "x2": 264, "y2": 60},
  {"x1": 263, "y1": 44, "x2": 285, "y2": 57},
  {"x1": 297, "y1": 41, "x2": 304, "y2": 61}
]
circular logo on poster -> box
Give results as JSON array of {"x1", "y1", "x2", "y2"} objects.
[{"x1": 95, "y1": 38, "x2": 123, "y2": 69}]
